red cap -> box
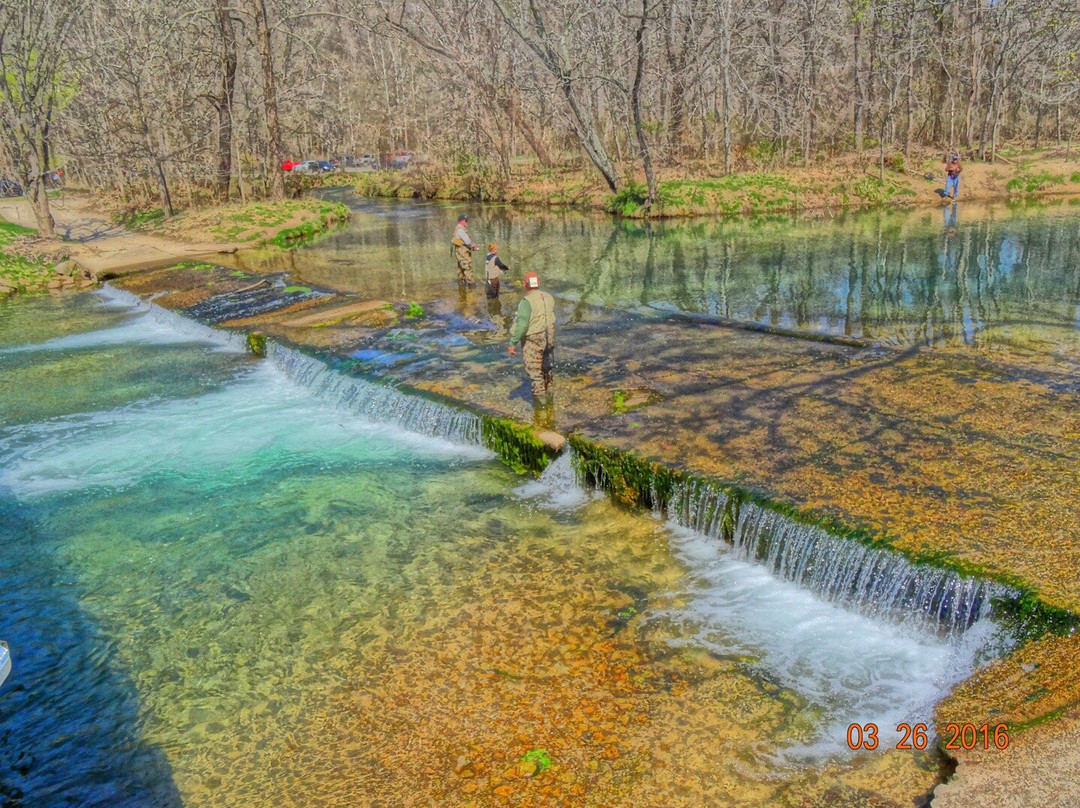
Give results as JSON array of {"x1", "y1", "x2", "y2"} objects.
[{"x1": 523, "y1": 272, "x2": 540, "y2": 289}]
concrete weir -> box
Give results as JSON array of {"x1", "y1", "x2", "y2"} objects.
[
  {"x1": 102, "y1": 263, "x2": 1080, "y2": 628},
  {"x1": 212, "y1": 292, "x2": 1054, "y2": 644}
]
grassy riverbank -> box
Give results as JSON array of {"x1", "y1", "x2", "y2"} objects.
[
  {"x1": 0, "y1": 218, "x2": 57, "y2": 295},
  {"x1": 355, "y1": 148, "x2": 1080, "y2": 218},
  {"x1": 119, "y1": 198, "x2": 351, "y2": 247}
]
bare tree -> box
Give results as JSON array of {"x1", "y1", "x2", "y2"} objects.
[
  {"x1": 0, "y1": 0, "x2": 86, "y2": 236},
  {"x1": 491, "y1": 0, "x2": 621, "y2": 191}
]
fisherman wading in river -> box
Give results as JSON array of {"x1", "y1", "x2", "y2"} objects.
[
  {"x1": 451, "y1": 215, "x2": 480, "y2": 286},
  {"x1": 484, "y1": 242, "x2": 512, "y2": 298},
  {"x1": 508, "y1": 271, "x2": 555, "y2": 400}
]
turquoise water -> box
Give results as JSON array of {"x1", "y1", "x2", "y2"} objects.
[{"x1": 0, "y1": 290, "x2": 1002, "y2": 806}]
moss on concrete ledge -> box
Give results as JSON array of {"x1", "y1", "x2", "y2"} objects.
[
  {"x1": 247, "y1": 331, "x2": 267, "y2": 356},
  {"x1": 481, "y1": 417, "x2": 558, "y2": 476}
]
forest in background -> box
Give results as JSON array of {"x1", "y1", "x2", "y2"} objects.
[{"x1": 2, "y1": 0, "x2": 1080, "y2": 233}]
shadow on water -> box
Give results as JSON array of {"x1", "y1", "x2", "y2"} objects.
[{"x1": 0, "y1": 498, "x2": 182, "y2": 808}]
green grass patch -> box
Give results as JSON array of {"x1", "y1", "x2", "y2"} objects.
[
  {"x1": 269, "y1": 202, "x2": 349, "y2": 249},
  {"x1": 1006, "y1": 171, "x2": 1067, "y2": 195},
  {"x1": 0, "y1": 220, "x2": 37, "y2": 241},
  {"x1": 846, "y1": 175, "x2": 916, "y2": 204},
  {"x1": 1, "y1": 217, "x2": 54, "y2": 293},
  {"x1": 120, "y1": 208, "x2": 166, "y2": 228},
  {"x1": 521, "y1": 749, "x2": 552, "y2": 774}
]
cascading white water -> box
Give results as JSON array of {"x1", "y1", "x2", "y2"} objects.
[
  {"x1": 730, "y1": 503, "x2": 1015, "y2": 634},
  {"x1": 521, "y1": 450, "x2": 1014, "y2": 758},
  {"x1": 663, "y1": 478, "x2": 1017, "y2": 636},
  {"x1": 514, "y1": 452, "x2": 593, "y2": 510},
  {"x1": 13, "y1": 284, "x2": 486, "y2": 451},
  {"x1": 668, "y1": 478, "x2": 730, "y2": 539},
  {"x1": 266, "y1": 343, "x2": 486, "y2": 448},
  {"x1": 0, "y1": 285, "x2": 249, "y2": 354},
  {"x1": 0, "y1": 354, "x2": 490, "y2": 500},
  {"x1": 563, "y1": 454, "x2": 1018, "y2": 636},
  {"x1": 660, "y1": 523, "x2": 1006, "y2": 760}
]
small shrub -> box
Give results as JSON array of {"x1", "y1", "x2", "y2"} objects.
[
  {"x1": 521, "y1": 749, "x2": 552, "y2": 774},
  {"x1": 607, "y1": 183, "x2": 647, "y2": 216}
]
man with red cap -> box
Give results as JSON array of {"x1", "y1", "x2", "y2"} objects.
[{"x1": 508, "y1": 271, "x2": 555, "y2": 397}]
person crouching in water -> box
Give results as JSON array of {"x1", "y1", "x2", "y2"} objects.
[
  {"x1": 484, "y1": 243, "x2": 511, "y2": 298},
  {"x1": 508, "y1": 272, "x2": 555, "y2": 399}
]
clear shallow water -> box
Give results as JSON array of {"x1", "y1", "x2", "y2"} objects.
[
  {"x1": 0, "y1": 291, "x2": 1001, "y2": 805},
  {"x1": 275, "y1": 193, "x2": 1080, "y2": 352}
]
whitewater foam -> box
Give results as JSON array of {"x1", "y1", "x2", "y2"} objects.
[{"x1": 0, "y1": 286, "x2": 246, "y2": 355}]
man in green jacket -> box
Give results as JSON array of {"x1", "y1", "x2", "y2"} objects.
[{"x1": 508, "y1": 271, "x2": 555, "y2": 397}]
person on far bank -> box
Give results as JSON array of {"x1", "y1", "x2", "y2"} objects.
[
  {"x1": 944, "y1": 151, "x2": 962, "y2": 200},
  {"x1": 452, "y1": 215, "x2": 480, "y2": 285},
  {"x1": 508, "y1": 272, "x2": 555, "y2": 399},
  {"x1": 484, "y1": 242, "x2": 512, "y2": 299}
]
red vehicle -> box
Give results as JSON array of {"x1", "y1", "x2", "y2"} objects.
[{"x1": 281, "y1": 160, "x2": 297, "y2": 171}]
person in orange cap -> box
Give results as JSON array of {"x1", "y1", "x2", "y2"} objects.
[{"x1": 508, "y1": 271, "x2": 555, "y2": 397}]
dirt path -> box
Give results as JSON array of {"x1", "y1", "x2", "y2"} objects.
[{"x1": 0, "y1": 196, "x2": 239, "y2": 277}]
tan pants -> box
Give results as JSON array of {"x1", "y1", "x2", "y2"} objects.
[
  {"x1": 522, "y1": 333, "x2": 554, "y2": 393},
  {"x1": 455, "y1": 245, "x2": 474, "y2": 283}
]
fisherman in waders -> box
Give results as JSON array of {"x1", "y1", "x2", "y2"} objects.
[
  {"x1": 484, "y1": 243, "x2": 511, "y2": 299},
  {"x1": 508, "y1": 272, "x2": 555, "y2": 401},
  {"x1": 452, "y1": 215, "x2": 479, "y2": 285},
  {"x1": 944, "y1": 151, "x2": 962, "y2": 200}
]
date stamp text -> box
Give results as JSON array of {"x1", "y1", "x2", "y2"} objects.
[{"x1": 846, "y1": 723, "x2": 1010, "y2": 751}]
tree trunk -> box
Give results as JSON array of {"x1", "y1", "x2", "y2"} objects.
[
  {"x1": 631, "y1": 0, "x2": 657, "y2": 210},
  {"x1": 504, "y1": 90, "x2": 551, "y2": 167},
  {"x1": 853, "y1": 11, "x2": 864, "y2": 152},
  {"x1": 720, "y1": 0, "x2": 733, "y2": 174},
  {"x1": 28, "y1": 145, "x2": 55, "y2": 237},
  {"x1": 903, "y1": 0, "x2": 916, "y2": 156},
  {"x1": 254, "y1": 0, "x2": 285, "y2": 200},
  {"x1": 155, "y1": 159, "x2": 174, "y2": 218},
  {"x1": 215, "y1": 0, "x2": 238, "y2": 201}
]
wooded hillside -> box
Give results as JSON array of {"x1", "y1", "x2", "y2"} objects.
[{"x1": 3, "y1": 0, "x2": 1079, "y2": 227}]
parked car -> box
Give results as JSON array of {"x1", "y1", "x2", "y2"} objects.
[
  {"x1": 317, "y1": 161, "x2": 335, "y2": 173},
  {"x1": 0, "y1": 177, "x2": 23, "y2": 197},
  {"x1": 358, "y1": 154, "x2": 378, "y2": 169},
  {"x1": 388, "y1": 151, "x2": 414, "y2": 169},
  {"x1": 292, "y1": 160, "x2": 328, "y2": 175},
  {"x1": 281, "y1": 159, "x2": 298, "y2": 171}
]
